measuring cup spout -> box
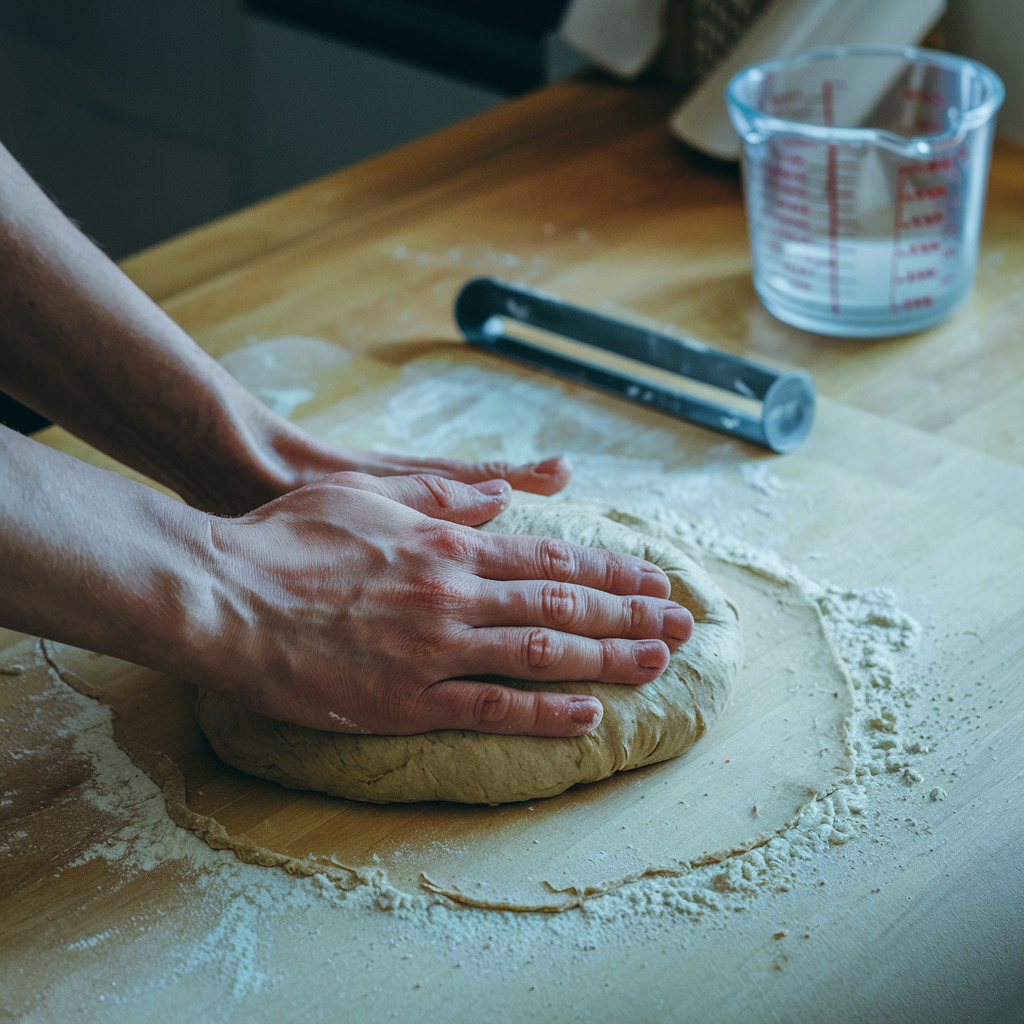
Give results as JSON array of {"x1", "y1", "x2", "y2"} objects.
[{"x1": 724, "y1": 99, "x2": 764, "y2": 145}]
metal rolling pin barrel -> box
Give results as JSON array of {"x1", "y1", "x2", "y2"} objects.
[{"x1": 455, "y1": 278, "x2": 816, "y2": 453}]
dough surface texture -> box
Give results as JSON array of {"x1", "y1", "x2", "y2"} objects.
[{"x1": 195, "y1": 498, "x2": 743, "y2": 804}]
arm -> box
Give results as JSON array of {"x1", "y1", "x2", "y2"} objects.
[
  {"x1": 0, "y1": 425, "x2": 692, "y2": 736},
  {"x1": 0, "y1": 141, "x2": 569, "y2": 517},
  {"x1": 0, "y1": 140, "x2": 693, "y2": 737}
]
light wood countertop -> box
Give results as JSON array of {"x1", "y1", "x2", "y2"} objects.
[{"x1": 2, "y1": 75, "x2": 1022, "y2": 1023}]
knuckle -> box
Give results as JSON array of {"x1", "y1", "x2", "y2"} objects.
[
  {"x1": 601, "y1": 551, "x2": 626, "y2": 591},
  {"x1": 539, "y1": 582, "x2": 579, "y2": 627},
  {"x1": 479, "y1": 460, "x2": 510, "y2": 480},
  {"x1": 626, "y1": 596, "x2": 647, "y2": 634},
  {"x1": 474, "y1": 684, "x2": 514, "y2": 725},
  {"x1": 523, "y1": 628, "x2": 561, "y2": 671},
  {"x1": 326, "y1": 470, "x2": 369, "y2": 490},
  {"x1": 538, "y1": 539, "x2": 577, "y2": 582},
  {"x1": 597, "y1": 638, "x2": 618, "y2": 677},
  {"x1": 414, "y1": 473, "x2": 457, "y2": 510},
  {"x1": 422, "y1": 520, "x2": 478, "y2": 561},
  {"x1": 418, "y1": 574, "x2": 467, "y2": 610}
]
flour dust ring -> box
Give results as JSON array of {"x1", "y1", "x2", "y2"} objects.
[{"x1": 35, "y1": 500, "x2": 853, "y2": 912}]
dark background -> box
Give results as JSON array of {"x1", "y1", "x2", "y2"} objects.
[{"x1": 0, "y1": 0, "x2": 584, "y2": 433}]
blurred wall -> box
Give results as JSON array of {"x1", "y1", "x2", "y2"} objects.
[
  {"x1": 0, "y1": 0, "x2": 504, "y2": 260},
  {"x1": 244, "y1": 15, "x2": 502, "y2": 202},
  {"x1": 0, "y1": 0, "x2": 247, "y2": 258},
  {"x1": 945, "y1": 0, "x2": 1024, "y2": 141},
  {"x1": 1, "y1": 0, "x2": 1018, "y2": 266}
]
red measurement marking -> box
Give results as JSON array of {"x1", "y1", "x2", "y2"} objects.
[
  {"x1": 890, "y1": 150, "x2": 964, "y2": 311},
  {"x1": 895, "y1": 268, "x2": 937, "y2": 285},
  {"x1": 899, "y1": 240, "x2": 942, "y2": 256},
  {"x1": 772, "y1": 185, "x2": 809, "y2": 199},
  {"x1": 782, "y1": 262, "x2": 814, "y2": 276},
  {"x1": 916, "y1": 157, "x2": 952, "y2": 174},
  {"x1": 776, "y1": 214, "x2": 810, "y2": 230},
  {"x1": 890, "y1": 164, "x2": 907, "y2": 310},
  {"x1": 770, "y1": 88, "x2": 802, "y2": 107},
  {"x1": 905, "y1": 185, "x2": 947, "y2": 200},
  {"x1": 822, "y1": 80, "x2": 840, "y2": 314},
  {"x1": 771, "y1": 168, "x2": 808, "y2": 183},
  {"x1": 776, "y1": 200, "x2": 810, "y2": 215},
  {"x1": 901, "y1": 212, "x2": 945, "y2": 228}
]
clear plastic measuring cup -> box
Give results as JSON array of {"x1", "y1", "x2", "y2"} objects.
[{"x1": 726, "y1": 46, "x2": 1004, "y2": 337}]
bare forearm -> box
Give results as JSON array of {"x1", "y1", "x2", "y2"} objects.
[
  {"x1": 0, "y1": 142, "x2": 331, "y2": 514},
  {"x1": 0, "y1": 424, "x2": 216, "y2": 670},
  {"x1": 0, "y1": 142, "x2": 577, "y2": 515}
]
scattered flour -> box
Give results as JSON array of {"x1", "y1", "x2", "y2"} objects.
[
  {"x1": 218, "y1": 337, "x2": 352, "y2": 420},
  {"x1": 9, "y1": 349, "x2": 944, "y2": 1007},
  {"x1": 740, "y1": 462, "x2": 788, "y2": 497}
]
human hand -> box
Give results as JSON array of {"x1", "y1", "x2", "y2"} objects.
[
  {"x1": 196, "y1": 473, "x2": 694, "y2": 738},
  {"x1": 314, "y1": 449, "x2": 572, "y2": 497},
  {"x1": 173, "y1": 388, "x2": 575, "y2": 516}
]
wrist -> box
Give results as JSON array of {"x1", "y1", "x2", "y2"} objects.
[
  {"x1": 0, "y1": 428, "x2": 225, "y2": 679},
  {"x1": 156, "y1": 375, "x2": 341, "y2": 517}
]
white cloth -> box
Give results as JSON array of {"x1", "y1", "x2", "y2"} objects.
[
  {"x1": 559, "y1": 0, "x2": 670, "y2": 78},
  {"x1": 670, "y1": 0, "x2": 946, "y2": 159}
]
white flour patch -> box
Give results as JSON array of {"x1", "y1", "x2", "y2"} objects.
[
  {"x1": 66, "y1": 928, "x2": 120, "y2": 952},
  {"x1": 740, "y1": 462, "x2": 788, "y2": 497},
  {"x1": 219, "y1": 337, "x2": 353, "y2": 420}
]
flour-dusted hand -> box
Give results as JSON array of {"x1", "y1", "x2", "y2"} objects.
[{"x1": 197, "y1": 473, "x2": 693, "y2": 737}]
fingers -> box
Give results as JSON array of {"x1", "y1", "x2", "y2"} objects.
[
  {"x1": 461, "y1": 628, "x2": 671, "y2": 687},
  {"x1": 470, "y1": 580, "x2": 693, "y2": 650},
  {"x1": 494, "y1": 456, "x2": 572, "y2": 496},
  {"x1": 414, "y1": 679, "x2": 605, "y2": 737},
  {"x1": 339, "y1": 453, "x2": 573, "y2": 496},
  {"x1": 411, "y1": 455, "x2": 572, "y2": 496},
  {"x1": 473, "y1": 532, "x2": 671, "y2": 599},
  {"x1": 324, "y1": 471, "x2": 512, "y2": 525}
]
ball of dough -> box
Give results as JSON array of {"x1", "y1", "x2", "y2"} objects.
[{"x1": 195, "y1": 499, "x2": 743, "y2": 804}]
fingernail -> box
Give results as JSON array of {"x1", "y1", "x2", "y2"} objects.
[
  {"x1": 569, "y1": 698, "x2": 603, "y2": 732},
  {"x1": 533, "y1": 455, "x2": 570, "y2": 475},
  {"x1": 639, "y1": 567, "x2": 671, "y2": 598},
  {"x1": 662, "y1": 606, "x2": 694, "y2": 642},
  {"x1": 633, "y1": 640, "x2": 668, "y2": 670},
  {"x1": 473, "y1": 479, "x2": 511, "y2": 500}
]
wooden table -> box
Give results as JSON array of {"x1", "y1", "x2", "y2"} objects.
[{"x1": 3, "y1": 75, "x2": 1023, "y2": 1022}]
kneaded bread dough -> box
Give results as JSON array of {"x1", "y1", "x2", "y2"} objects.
[{"x1": 195, "y1": 498, "x2": 743, "y2": 804}]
